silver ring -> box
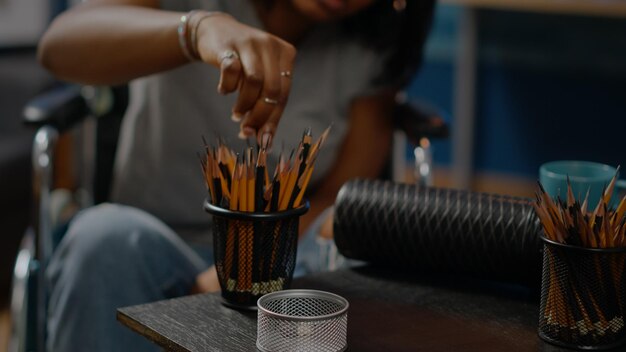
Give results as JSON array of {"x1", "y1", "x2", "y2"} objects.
[
  {"x1": 263, "y1": 97, "x2": 279, "y2": 105},
  {"x1": 280, "y1": 71, "x2": 292, "y2": 78},
  {"x1": 220, "y1": 50, "x2": 239, "y2": 62}
]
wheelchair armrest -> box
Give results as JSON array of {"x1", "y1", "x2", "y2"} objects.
[
  {"x1": 393, "y1": 99, "x2": 449, "y2": 146},
  {"x1": 22, "y1": 84, "x2": 89, "y2": 133}
]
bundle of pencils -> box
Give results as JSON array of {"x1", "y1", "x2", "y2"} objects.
[
  {"x1": 200, "y1": 126, "x2": 330, "y2": 212},
  {"x1": 199, "y1": 126, "x2": 330, "y2": 299},
  {"x1": 534, "y1": 168, "x2": 626, "y2": 345},
  {"x1": 534, "y1": 169, "x2": 626, "y2": 249}
]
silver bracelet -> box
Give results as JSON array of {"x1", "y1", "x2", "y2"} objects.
[
  {"x1": 177, "y1": 10, "x2": 200, "y2": 62},
  {"x1": 190, "y1": 11, "x2": 220, "y2": 60}
]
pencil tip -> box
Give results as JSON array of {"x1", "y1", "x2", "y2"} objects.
[{"x1": 536, "y1": 180, "x2": 546, "y2": 193}]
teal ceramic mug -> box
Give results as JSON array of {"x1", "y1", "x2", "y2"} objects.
[{"x1": 539, "y1": 161, "x2": 626, "y2": 208}]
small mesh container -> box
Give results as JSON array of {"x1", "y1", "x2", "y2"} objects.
[
  {"x1": 256, "y1": 289, "x2": 349, "y2": 352},
  {"x1": 204, "y1": 200, "x2": 309, "y2": 310},
  {"x1": 539, "y1": 236, "x2": 626, "y2": 350}
]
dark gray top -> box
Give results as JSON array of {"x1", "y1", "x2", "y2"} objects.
[{"x1": 111, "y1": 0, "x2": 387, "y2": 228}]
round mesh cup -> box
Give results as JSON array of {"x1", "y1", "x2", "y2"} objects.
[
  {"x1": 256, "y1": 290, "x2": 349, "y2": 352},
  {"x1": 204, "y1": 200, "x2": 309, "y2": 310},
  {"x1": 539, "y1": 237, "x2": 626, "y2": 350}
]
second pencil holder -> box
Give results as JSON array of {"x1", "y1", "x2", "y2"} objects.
[
  {"x1": 204, "y1": 199, "x2": 309, "y2": 310},
  {"x1": 539, "y1": 236, "x2": 626, "y2": 350}
]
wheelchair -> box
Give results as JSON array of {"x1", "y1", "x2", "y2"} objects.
[
  {"x1": 9, "y1": 84, "x2": 126, "y2": 352},
  {"x1": 9, "y1": 83, "x2": 448, "y2": 352}
]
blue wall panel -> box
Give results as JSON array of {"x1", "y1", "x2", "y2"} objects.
[{"x1": 406, "y1": 5, "x2": 626, "y2": 178}]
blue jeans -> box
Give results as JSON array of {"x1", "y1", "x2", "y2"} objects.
[{"x1": 46, "y1": 204, "x2": 349, "y2": 351}]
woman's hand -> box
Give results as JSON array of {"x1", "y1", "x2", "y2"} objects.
[
  {"x1": 192, "y1": 266, "x2": 221, "y2": 294},
  {"x1": 193, "y1": 12, "x2": 297, "y2": 144}
]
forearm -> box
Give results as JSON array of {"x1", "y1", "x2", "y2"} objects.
[{"x1": 38, "y1": 4, "x2": 187, "y2": 85}]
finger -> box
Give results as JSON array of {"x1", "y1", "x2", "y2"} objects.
[
  {"x1": 252, "y1": 83, "x2": 288, "y2": 147},
  {"x1": 252, "y1": 44, "x2": 296, "y2": 145},
  {"x1": 217, "y1": 50, "x2": 242, "y2": 95},
  {"x1": 238, "y1": 99, "x2": 280, "y2": 141},
  {"x1": 231, "y1": 44, "x2": 264, "y2": 120},
  {"x1": 252, "y1": 76, "x2": 288, "y2": 146},
  {"x1": 241, "y1": 46, "x2": 283, "y2": 140}
]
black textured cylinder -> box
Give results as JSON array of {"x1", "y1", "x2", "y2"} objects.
[{"x1": 333, "y1": 179, "x2": 543, "y2": 286}]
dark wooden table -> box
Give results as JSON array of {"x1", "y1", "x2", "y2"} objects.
[{"x1": 117, "y1": 266, "x2": 573, "y2": 351}]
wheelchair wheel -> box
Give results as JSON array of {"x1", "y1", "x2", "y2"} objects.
[{"x1": 10, "y1": 228, "x2": 38, "y2": 352}]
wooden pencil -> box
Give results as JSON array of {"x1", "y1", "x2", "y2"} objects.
[
  {"x1": 294, "y1": 163, "x2": 315, "y2": 208},
  {"x1": 201, "y1": 127, "x2": 331, "y2": 298}
]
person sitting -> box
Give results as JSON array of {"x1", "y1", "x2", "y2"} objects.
[{"x1": 37, "y1": 0, "x2": 435, "y2": 350}]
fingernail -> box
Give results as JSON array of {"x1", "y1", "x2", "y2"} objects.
[
  {"x1": 261, "y1": 132, "x2": 272, "y2": 149},
  {"x1": 243, "y1": 127, "x2": 256, "y2": 137},
  {"x1": 231, "y1": 112, "x2": 242, "y2": 122},
  {"x1": 238, "y1": 127, "x2": 255, "y2": 140}
]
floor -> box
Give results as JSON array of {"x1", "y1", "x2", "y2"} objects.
[{"x1": 0, "y1": 307, "x2": 9, "y2": 352}]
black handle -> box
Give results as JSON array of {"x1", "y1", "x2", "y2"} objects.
[
  {"x1": 393, "y1": 99, "x2": 449, "y2": 144},
  {"x1": 22, "y1": 84, "x2": 88, "y2": 133}
]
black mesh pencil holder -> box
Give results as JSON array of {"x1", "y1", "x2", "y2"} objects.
[
  {"x1": 539, "y1": 236, "x2": 626, "y2": 350},
  {"x1": 204, "y1": 200, "x2": 309, "y2": 310}
]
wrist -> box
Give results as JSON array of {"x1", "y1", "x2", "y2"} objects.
[
  {"x1": 177, "y1": 10, "x2": 228, "y2": 62},
  {"x1": 189, "y1": 11, "x2": 232, "y2": 61}
]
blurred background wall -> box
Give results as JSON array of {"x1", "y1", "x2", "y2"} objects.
[
  {"x1": 1, "y1": 2, "x2": 626, "y2": 349},
  {"x1": 407, "y1": 5, "x2": 626, "y2": 195},
  {"x1": 0, "y1": 0, "x2": 48, "y2": 46}
]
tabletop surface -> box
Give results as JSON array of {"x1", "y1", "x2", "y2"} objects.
[{"x1": 117, "y1": 266, "x2": 578, "y2": 351}]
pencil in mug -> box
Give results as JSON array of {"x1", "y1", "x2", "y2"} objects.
[
  {"x1": 535, "y1": 168, "x2": 626, "y2": 338},
  {"x1": 224, "y1": 158, "x2": 240, "y2": 288},
  {"x1": 200, "y1": 127, "x2": 331, "y2": 290}
]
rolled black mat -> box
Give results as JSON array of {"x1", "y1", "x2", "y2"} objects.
[{"x1": 333, "y1": 179, "x2": 543, "y2": 286}]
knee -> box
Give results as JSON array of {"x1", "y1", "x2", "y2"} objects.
[{"x1": 52, "y1": 204, "x2": 173, "y2": 275}]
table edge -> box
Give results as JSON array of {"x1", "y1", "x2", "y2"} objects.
[{"x1": 116, "y1": 308, "x2": 190, "y2": 352}]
